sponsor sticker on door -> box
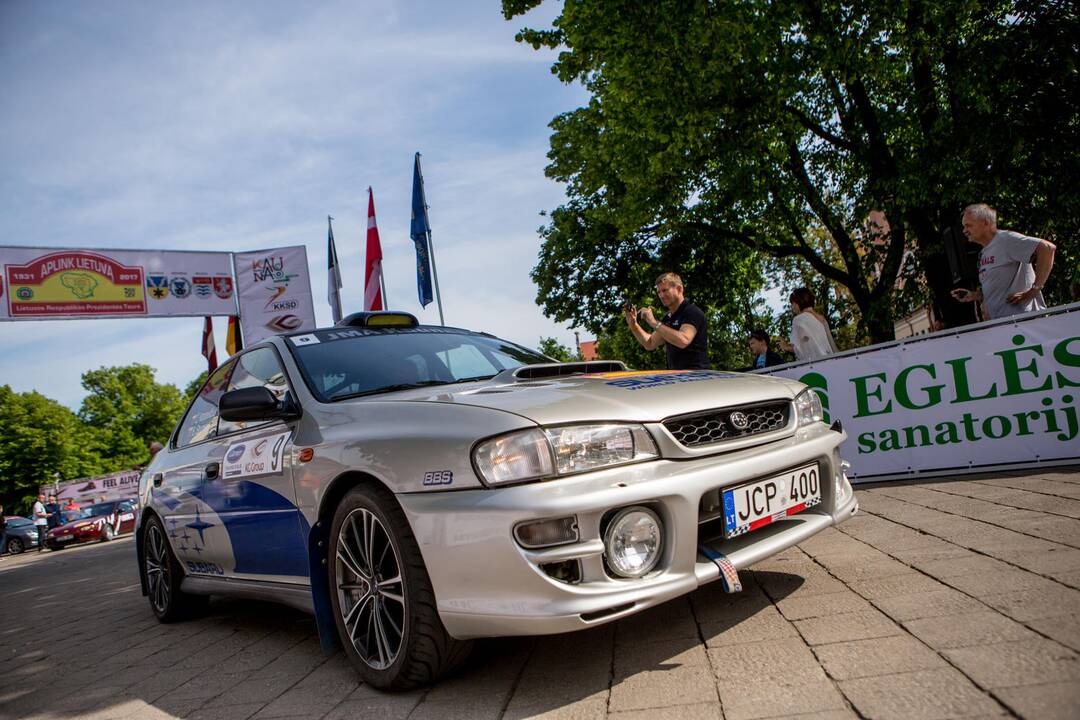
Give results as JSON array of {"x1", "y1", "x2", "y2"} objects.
[{"x1": 222, "y1": 431, "x2": 290, "y2": 479}]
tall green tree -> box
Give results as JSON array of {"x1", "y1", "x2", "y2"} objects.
[
  {"x1": 0, "y1": 386, "x2": 100, "y2": 511},
  {"x1": 78, "y1": 364, "x2": 187, "y2": 470},
  {"x1": 537, "y1": 337, "x2": 580, "y2": 362},
  {"x1": 505, "y1": 0, "x2": 1080, "y2": 342}
]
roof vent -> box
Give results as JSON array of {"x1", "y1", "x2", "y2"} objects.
[{"x1": 511, "y1": 361, "x2": 627, "y2": 380}]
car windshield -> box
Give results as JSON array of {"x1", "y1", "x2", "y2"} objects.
[
  {"x1": 8, "y1": 517, "x2": 32, "y2": 527},
  {"x1": 85, "y1": 503, "x2": 117, "y2": 518},
  {"x1": 288, "y1": 328, "x2": 550, "y2": 402}
]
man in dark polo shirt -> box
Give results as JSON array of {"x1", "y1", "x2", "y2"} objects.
[{"x1": 623, "y1": 272, "x2": 709, "y2": 369}]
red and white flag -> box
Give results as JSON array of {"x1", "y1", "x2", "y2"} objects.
[
  {"x1": 365, "y1": 187, "x2": 385, "y2": 311},
  {"x1": 202, "y1": 316, "x2": 218, "y2": 373}
]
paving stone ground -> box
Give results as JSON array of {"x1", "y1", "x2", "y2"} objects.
[{"x1": 2, "y1": 468, "x2": 1079, "y2": 719}]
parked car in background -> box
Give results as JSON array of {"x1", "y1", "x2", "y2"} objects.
[
  {"x1": 45, "y1": 500, "x2": 137, "y2": 550},
  {"x1": 137, "y1": 311, "x2": 857, "y2": 689},
  {"x1": 3, "y1": 516, "x2": 40, "y2": 554}
]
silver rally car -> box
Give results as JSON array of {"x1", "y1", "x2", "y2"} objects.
[{"x1": 137, "y1": 311, "x2": 857, "y2": 689}]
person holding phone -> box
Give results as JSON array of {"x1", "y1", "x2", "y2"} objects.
[
  {"x1": 952, "y1": 204, "x2": 1056, "y2": 320},
  {"x1": 623, "y1": 272, "x2": 709, "y2": 370}
]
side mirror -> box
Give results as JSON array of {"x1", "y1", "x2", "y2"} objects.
[{"x1": 219, "y1": 387, "x2": 301, "y2": 422}]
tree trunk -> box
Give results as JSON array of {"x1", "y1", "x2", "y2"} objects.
[{"x1": 861, "y1": 294, "x2": 896, "y2": 345}]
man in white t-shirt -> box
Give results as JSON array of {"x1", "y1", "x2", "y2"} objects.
[
  {"x1": 952, "y1": 203, "x2": 1056, "y2": 319},
  {"x1": 32, "y1": 492, "x2": 48, "y2": 552}
]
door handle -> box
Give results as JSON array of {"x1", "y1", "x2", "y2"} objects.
[
  {"x1": 205, "y1": 462, "x2": 220, "y2": 480},
  {"x1": 152, "y1": 473, "x2": 163, "y2": 487}
]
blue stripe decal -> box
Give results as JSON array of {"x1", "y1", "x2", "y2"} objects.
[{"x1": 194, "y1": 481, "x2": 311, "y2": 577}]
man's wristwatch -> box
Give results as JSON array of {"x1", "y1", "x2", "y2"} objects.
[{"x1": 1032, "y1": 283, "x2": 1043, "y2": 291}]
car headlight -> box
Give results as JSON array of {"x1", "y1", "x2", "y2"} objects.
[
  {"x1": 544, "y1": 424, "x2": 658, "y2": 475},
  {"x1": 473, "y1": 429, "x2": 554, "y2": 486},
  {"x1": 474, "y1": 423, "x2": 659, "y2": 486},
  {"x1": 603, "y1": 506, "x2": 663, "y2": 578},
  {"x1": 795, "y1": 388, "x2": 824, "y2": 426}
]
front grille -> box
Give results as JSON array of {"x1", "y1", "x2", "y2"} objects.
[{"x1": 663, "y1": 400, "x2": 790, "y2": 448}]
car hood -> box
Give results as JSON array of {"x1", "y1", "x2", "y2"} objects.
[
  {"x1": 375, "y1": 369, "x2": 806, "y2": 425},
  {"x1": 49, "y1": 518, "x2": 103, "y2": 535}
]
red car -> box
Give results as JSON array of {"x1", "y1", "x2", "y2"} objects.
[{"x1": 45, "y1": 500, "x2": 137, "y2": 550}]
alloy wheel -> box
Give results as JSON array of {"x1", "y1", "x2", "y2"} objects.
[
  {"x1": 145, "y1": 523, "x2": 171, "y2": 614},
  {"x1": 335, "y1": 508, "x2": 406, "y2": 670}
]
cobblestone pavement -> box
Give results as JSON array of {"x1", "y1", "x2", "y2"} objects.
[{"x1": 2, "y1": 469, "x2": 1079, "y2": 720}]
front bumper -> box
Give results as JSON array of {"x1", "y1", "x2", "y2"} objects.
[{"x1": 398, "y1": 422, "x2": 856, "y2": 639}]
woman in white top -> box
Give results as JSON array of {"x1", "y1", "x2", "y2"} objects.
[{"x1": 781, "y1": 287, "x2": 838, "y2": 361}]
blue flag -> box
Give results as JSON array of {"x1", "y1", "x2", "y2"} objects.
[{"x1": 410, "y1": 152, "x2": 433, "y2": 307}]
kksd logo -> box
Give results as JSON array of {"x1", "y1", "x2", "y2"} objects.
[{"x1": 264, "y1": 285, "x2": 298, "y2": 311}]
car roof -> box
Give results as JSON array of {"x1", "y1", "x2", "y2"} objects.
[{"x1": 282, "y1": 323, "x2": 487, "y2": 339}]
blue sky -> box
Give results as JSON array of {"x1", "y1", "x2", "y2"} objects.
[{"x1": 0, "y1": 1, "x2": 588, "y2": 408}]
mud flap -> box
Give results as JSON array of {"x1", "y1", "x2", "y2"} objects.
[
  {"x1": 699, "y1": 544, "x2": 742, "y2": 593},
  {"x1": 308, "y1": 521, "x2": 342, "y2": 656}
]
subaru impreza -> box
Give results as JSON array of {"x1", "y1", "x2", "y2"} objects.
[{"x1": 137, "y1": 311, "x2": 857, "y2": 689}]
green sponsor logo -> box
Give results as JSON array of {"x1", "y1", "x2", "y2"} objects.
[{"x1": 846, "y1": 333, "x2": 1079, "y2": 454}]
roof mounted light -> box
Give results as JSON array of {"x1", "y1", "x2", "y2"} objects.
[{"x1": 337, "y1": 311, "x2": 419, "y2": 328}]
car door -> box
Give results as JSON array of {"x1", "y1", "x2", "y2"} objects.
[
  {"x1": 115, "y1": 500, "x2": 137, "y2": 534},
  {"x1": 153, "y1": 360, "x2": 235, "y2": 577},
  {"x1": 197, "y1": 346, "x2": 309, "y2": 584}
]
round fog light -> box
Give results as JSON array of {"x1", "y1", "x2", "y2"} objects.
[{"x1": 604, "y1": 506, "x2": 663, "y2": 578}]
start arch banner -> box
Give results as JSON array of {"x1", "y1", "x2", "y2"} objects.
[
  {"x1": 760, "y1": 303, "x2": 1080, "y2": 483},
  {"x1": 0, "y1": 246, "x2": 236, "y2": 319}
]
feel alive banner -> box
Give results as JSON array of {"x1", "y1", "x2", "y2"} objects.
[
  {"x1": 760, "y1": 305, "x2": 1080, "y2": 482},
  {"x1": 0, "y1": 246, "x2": 236, "y2": 319},
  {"x1": 234, "y1": 245, "x2": 316, "y2": 346}
]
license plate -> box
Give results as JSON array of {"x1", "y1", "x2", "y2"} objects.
[
  {"x1": 723, "y1": 464, "x2": 821, "y2": 538},
  {"x1": 56, "y1": 535, "x2": 74, "y2": 542}
]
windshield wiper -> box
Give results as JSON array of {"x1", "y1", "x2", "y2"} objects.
[
  {"x1": 446, "y1": 374, "x2": 498, "y2": 384},
  {"x1": 328, "y1": 380, "x2": 449, "y2": 401}
]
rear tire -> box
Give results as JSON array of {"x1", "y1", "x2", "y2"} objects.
[
  {"x1": 142, "y1": 515, "x2": 208, "y2": 622},
  {"x1": 328, "y1": 484, "x2": 472, "y2": 690}
]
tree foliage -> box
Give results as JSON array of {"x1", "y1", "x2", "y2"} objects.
[
  {"x1": 537, "y1": 337, "x2": 579, "y2": 362},
  {"x1": 78, "y1": 364, "x2": 188, "y2": 471},
  {"x1": 0, "y1": 386, "x2": 100, "y2": 513},
  {"x1": 506, "y1": 0, "x2": 1080, "y2": 342},
  {"x1": 0, "y1": 365, "x2": 195, "y2": 513}
]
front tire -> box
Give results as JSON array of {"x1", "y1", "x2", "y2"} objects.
[
  {"x1": 328, "y1": 484, "x2": 471, "y2": 690},
  {"x1": 142, "y1": 515, "x2": 208, "y2": 622},
  {"x1": 6, "y1": 538, "x2": 25, "y2": 555}
]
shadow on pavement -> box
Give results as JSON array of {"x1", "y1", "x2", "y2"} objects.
[{"x1": 0, "y1": 540, "x2": 804, "y2": 719}]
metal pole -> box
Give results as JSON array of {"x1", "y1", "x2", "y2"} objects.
[{"x1": 416, "y1": 154, "x2": 445, "y2": 326}]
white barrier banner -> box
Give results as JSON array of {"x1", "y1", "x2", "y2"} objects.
[
  {"x1": 45, "y1": 469, "x2": 141, "y2": 505},
  {"x1": 234, "y1": 245, "x2": 316, "y2": 346},
  {"x1": 0, "y1": 246, "x2": 236, "y2": 320},
  {"x1": 762, "y1": 307, "x2": 1080, "y2": 482}
]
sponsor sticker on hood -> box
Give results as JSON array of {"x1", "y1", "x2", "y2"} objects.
[
  {"x1": 223, "y1": 431, "x2": 290, "y2": 479},
  {"x1": 590, "y1": 369, "x2": 738, "y2": 390}
]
